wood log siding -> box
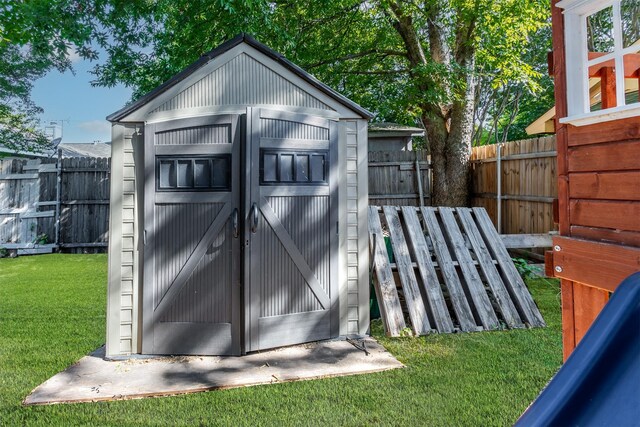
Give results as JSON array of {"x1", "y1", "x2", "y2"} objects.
[
  {"x1": 568, "y1": 172, "x2": 640, "y2": 201},
  {"x1": 0, "y1": 156, "x2": 110, "y2": 253},
  {"x1": 562, "y1": 120, "x2": 640, "y2": 246},
  {"x1": 567, "y1": 140, "x2": 640, "y2": 172}
]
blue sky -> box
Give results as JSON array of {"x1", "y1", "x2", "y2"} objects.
[{"x1": 31, "y1": 55, "x2": 132, "y2": 144}]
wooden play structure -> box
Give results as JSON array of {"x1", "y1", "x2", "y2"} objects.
[{"x1": 547, "y1": 0, "x2": 640, "y2": 360}]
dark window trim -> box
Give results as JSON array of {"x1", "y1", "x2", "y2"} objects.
[
  {"x1": 260, "y1": 149, "x2": 328, "y2": 186},
  {"x1": 156, "y1": 154, "x2": 231, "y2": 192}
]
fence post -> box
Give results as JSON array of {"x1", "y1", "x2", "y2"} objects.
[
  {"x1": 415, "y1": 150, "x2": 424, "y2": 207},
  {"x1": 54, "y1": 148, "x2": 62, "y2": 247},
  {"x1": 497, "y1": 143, "x2": 502, "y2": 233}
]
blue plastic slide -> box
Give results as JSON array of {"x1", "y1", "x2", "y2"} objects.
[{"x1": 516, "y1": 272, "x2": 640, "y2": 427}]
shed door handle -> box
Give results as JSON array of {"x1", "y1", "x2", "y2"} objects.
[
  {"x1": 232, "y1": 208, "x2": 239, "y2": 238},
  {"x1": 250, "y1": 203, "x2": 258, "y2": 234}
]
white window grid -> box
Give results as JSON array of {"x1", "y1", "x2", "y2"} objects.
[{"x1": 557, "y1": 0, "x2": 640, "y2": 125}]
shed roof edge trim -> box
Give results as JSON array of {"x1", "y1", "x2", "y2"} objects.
[{"x1": 107, "y1": 33, "x2": 373, "y2": 122}]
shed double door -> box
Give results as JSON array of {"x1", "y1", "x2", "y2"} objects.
[
  {"x1": 244, "y1": 108, "x2": 339, "y2": 352},
  {"x1": 143, "y1": 109, "x2": 337, "y2": 355}
]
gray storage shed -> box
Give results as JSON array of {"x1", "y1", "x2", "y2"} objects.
[
  {"x1": 368, "y1": 122, "x2": 424, "y2": 152},
  {"x1": 105, "y1": 34, "x2": 372, "y2": 357}
]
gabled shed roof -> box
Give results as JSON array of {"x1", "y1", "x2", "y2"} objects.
[{"x1": 107, "y1": 33, "x2": 373, "y2": 122}]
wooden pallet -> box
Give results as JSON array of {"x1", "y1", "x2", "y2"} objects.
[{"x1": 369, "y1": 206, "x2": 546, "y2": 336}]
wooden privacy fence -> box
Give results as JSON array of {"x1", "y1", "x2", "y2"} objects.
[
  {"x1": 2, "y1": 137, "x2": 557, "y2": 255},
  {"x1": 0, "y1": 156, "x2": 110, "y2": 254},
  {"x1": 0, "y1": 159, "x2": 56, "y2": 254},
  {"x1": 369, "y1": 136, "x2": 558, "y2": 237},
  {"x1": 368, "y1": 205, "x2": 546, "y2": 337},
  {"x1": 368, "y1": 150, "x2": 431, "y2": 206},
  {"x1": 471, "y1": 136, "x2": 558, "y2": 234}
]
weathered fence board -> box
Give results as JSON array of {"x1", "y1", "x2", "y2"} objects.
[
  {"x1": 382, "y1": 206, "x2": 431, "y2": 335},
  {"x1": 439, "y1": 207, "x2": 499, "y2": 330},
  {"x1": 400, "y1": 206, "x2": 454, "y2": 333},
  {"x1": 421, "y1": 207, "x2": 478, "y2": 332},
  {"x1": 457, "y1": 208, "x2": 524, "y2": 328},
  {"x1": 4, "y1": 137, "x2": 557, "y2": 255},
  {"x1": 59, "y1": 157, "x2": 110, "y2": 250},
  {"x1": 472, "y1": 208, "x2": 546, "y2": 327},
  {"x1": 0, "y1": 156, "x2": 110, "y2": 254},
  {"x1": 0, "y1": 159, "x2": 55, "y2": 251},
  {"x1": 369, "y1": 207, "x2": 406, "y2": 337},
  {"x1": 368, "y1": 150, "x2": 430, "y2": 207},
  {"x1": 367, "y1": 206, "x2": 406, "y2": 336},
  {"x1": 369, "y1": 206, "x2": 546, "y2": 336},
  {"x1": 370, "y1": 137, "x2": 557, "y2": 239}
]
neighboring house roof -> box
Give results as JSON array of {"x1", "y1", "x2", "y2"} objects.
[
  {"x1": 107, "y1": 33, "x2": 373, "y2": 122},
  {"x1": 525, "y1": 107, "x2": 557, "y2": 135},
  {"x1": 369, "y1": 122, "x2": 424, "y2": 138},
  {"x1": 1, "y1": 142, "x2": 112, "y2": 158},
  {"x1": 0, "y1": 145, "x2": 51, "y2": 158},
  {"x1": 57, "y1": 143, "x2": 111, "y2": 158}
]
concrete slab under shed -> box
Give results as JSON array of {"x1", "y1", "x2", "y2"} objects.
[{"x1": 24, "y1": 337, "x2": 403, "y2": 405}]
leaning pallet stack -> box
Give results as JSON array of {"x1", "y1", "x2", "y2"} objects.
[{"x1": 368, "y1": 206, "x2": 545, "y2": 336}]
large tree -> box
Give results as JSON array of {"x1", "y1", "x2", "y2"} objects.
[
  {"x1": 472, "y1": 24, "x2": 554, "y2": 146},
  {"x1": 96, "y1": 0, "x2": 548, "y2": 205},
  {"x1": 375, "y1": 1, "x2": 548, "y2": 204},
  {"x1": 0, "y1": 0, "x2": 110, "y2": 152},
  {"x1": 0, "y1": 1, "x2": 91, "y2": 152},
  {"x1": 0, "y1": 42, "x2": 51, "y2": 153}
]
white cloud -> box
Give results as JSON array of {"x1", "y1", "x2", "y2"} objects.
[{"x1": 67, "y1": 49, "x2": 82, "y2": 63}]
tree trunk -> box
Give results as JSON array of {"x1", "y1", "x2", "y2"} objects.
[
  {"x1": 424, "y1": 56, "x2": 476, "y2": 207},
  {"x1": 386, "y1": 0, "x2": 476, "y2": 207},
  {"x1": 423, "y1": 114, "x2": 471, "y2": 207}
]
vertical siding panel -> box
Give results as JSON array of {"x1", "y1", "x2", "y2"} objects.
[
  {"x1": 259, "y1": 196, "x2": 328, "y2": 315},
  {"x1": 151, "y1": 54, "x2": 332, "y2": 113},
  {"x1": 155, "y1": 125, "x2": 230, "y2": 145},
  {"x1": 259, "y1": 119, "x2": 328, "y2": 140},
  {"x1": 155, "y1": 203, "x2": 226, "y2": 323}
]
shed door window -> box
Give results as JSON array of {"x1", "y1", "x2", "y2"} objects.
[
  {"x1": 157, "y1": 156, "x2": 230, "y2": 191},
  {"x1": 260, "y1": 150, "x2": 327, "y2": 185}
]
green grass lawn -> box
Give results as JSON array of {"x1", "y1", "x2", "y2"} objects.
[{"x1": 0, "y1": 254, "x2": 562, "y2": 426}]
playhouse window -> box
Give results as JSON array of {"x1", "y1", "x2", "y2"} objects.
[
  {"x1": 260, "y1": 150, "x2": 327, "y2": 185},
  {"x1": 558, "y1": 0, "x2": 640, "y2": 125},
  {"x1": 156, "y1": 155, "x2": 230, "y2": 191}
]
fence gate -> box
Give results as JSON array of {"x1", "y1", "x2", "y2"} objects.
[{"x1": 143, "y1": 109, "x2": 338, "y2": 355}]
